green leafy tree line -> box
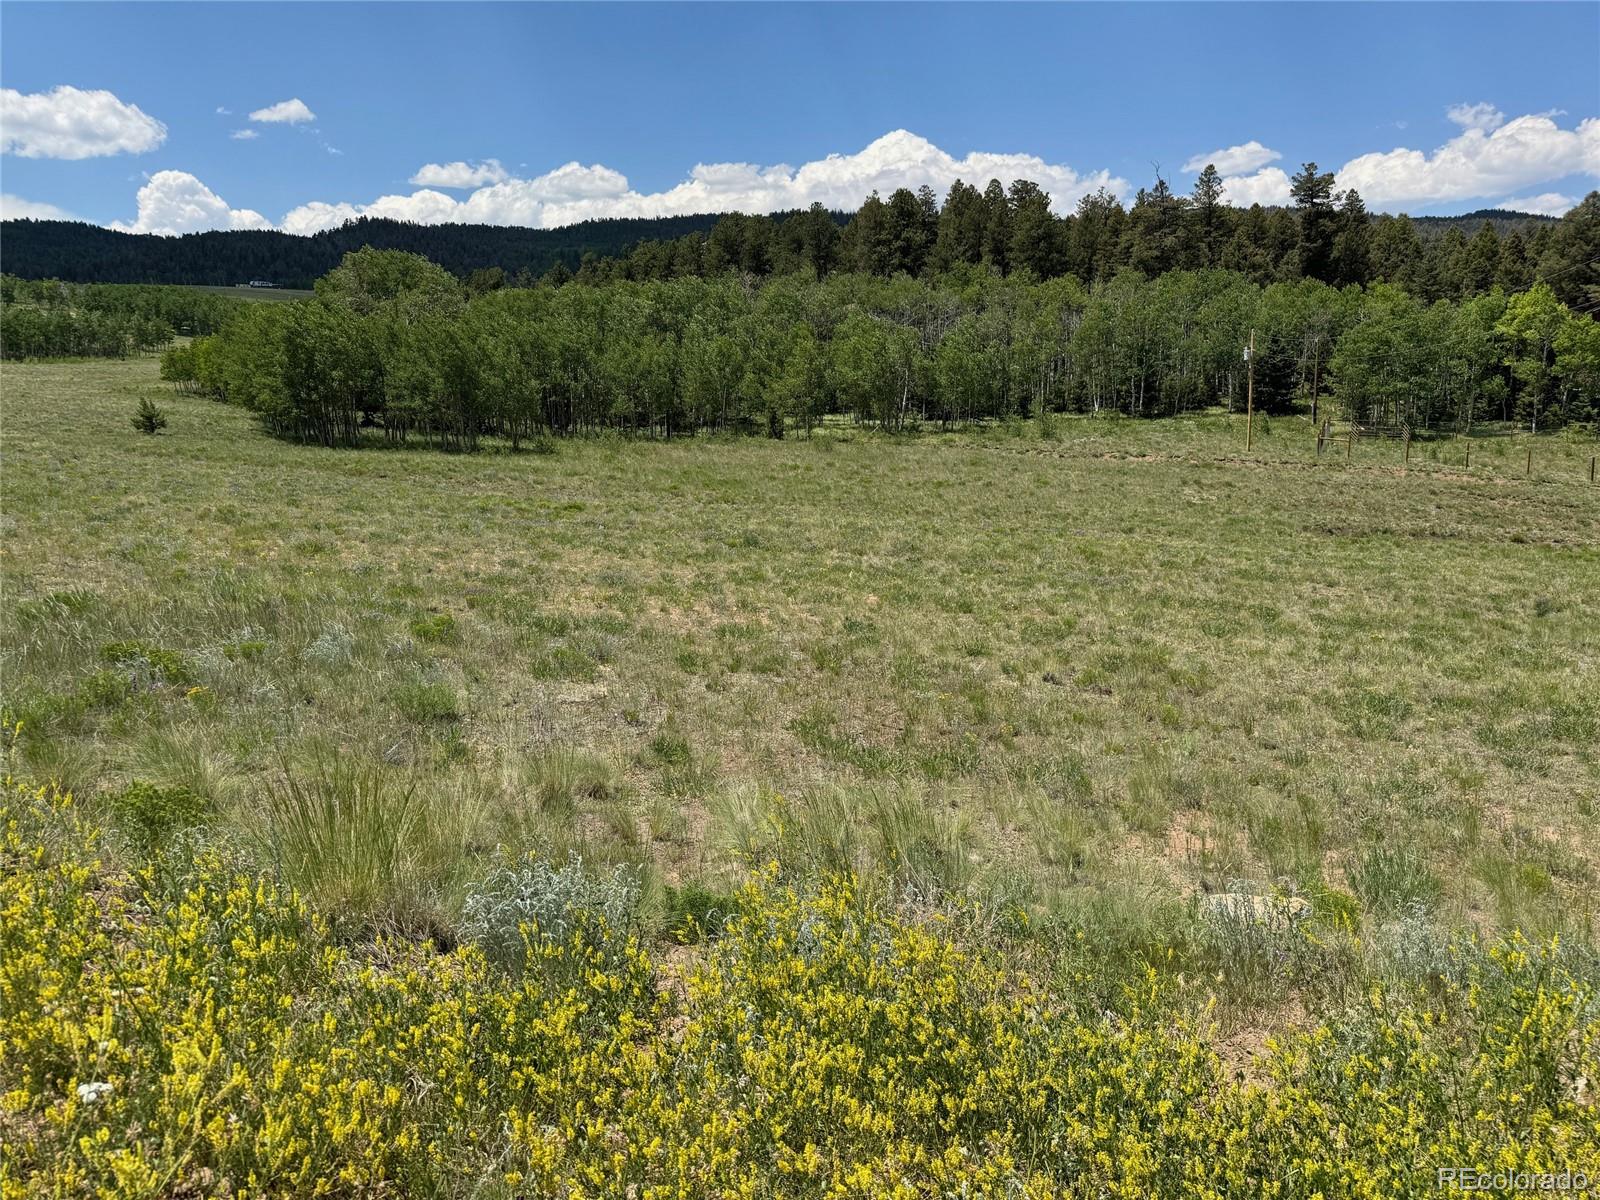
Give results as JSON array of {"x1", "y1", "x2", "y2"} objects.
[
  {"x1": 165, "y1": 247, "x2": 1600, "y2": 448},
  {"x1": 1, "y1": 306, "x2": 174, "y2": 361},
  {"x1": 0, "y1": 277, "x2": 249, "y2": 361}
]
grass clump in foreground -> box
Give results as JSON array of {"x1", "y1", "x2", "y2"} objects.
[{"x1": 3, "y1": 776, "x2": 1598, "y2": 1198}]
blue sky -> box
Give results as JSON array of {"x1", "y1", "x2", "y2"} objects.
[{"x1": 2, "y1": 2, "x2": 1597, "y2": 234}]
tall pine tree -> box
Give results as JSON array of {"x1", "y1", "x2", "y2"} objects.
[
  {"x1": 1290, "y1": 162, "x2": 1339, "y2": 283},
  {"x1": 1191, "y1": 164, "x2": 1227, "y2": 268},
  {"x1": 1330, "y1": 190, "x2": 1371, "y2": 287}
]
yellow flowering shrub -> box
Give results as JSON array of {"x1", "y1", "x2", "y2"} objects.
[
  {"x1": 2, "y1": 777, "x2": 1596, "y2": 1198},
  {"x1": 0, "y1": 778, "x2": 655, "y2": 1198}
]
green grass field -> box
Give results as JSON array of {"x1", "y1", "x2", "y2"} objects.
[
  {"x1": 184, "y1": 284, "x2": 317, "y2": 302},
  {"x1": 3, "y1": 354, "x2": 1598, "y2": 985}
]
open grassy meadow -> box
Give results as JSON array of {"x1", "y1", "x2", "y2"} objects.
[
  {"x1": 4, "y1": 353, "x2": 1599, "y2": 1194},
  {"x1": 6, "y1": 354, "x2": 1600, "y2": 941},
  {"x1": 183, "y1": 284, "x2": 319, "y2": 303}
]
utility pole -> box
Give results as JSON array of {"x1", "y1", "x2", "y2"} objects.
[
  {"x1": 1309, "y1": 337, "x2": 1320, "y2": 426},
  {"x1": 1244, "y1": 329, "x2": 1256, "y2": 451}
]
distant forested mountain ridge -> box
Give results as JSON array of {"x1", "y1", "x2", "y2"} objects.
[
  {"x1": 0, "y1": 213, "x2": 766, "y2": 288},
  {"x1": 1411, "y1": 209, "x2": 1561, "y2": 238}
]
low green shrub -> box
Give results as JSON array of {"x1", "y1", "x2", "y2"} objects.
[
  {"x1": 409, "y1": 612, "x2": 458, "y2": 644},
  {"x1": 99, "y1": 640, "x2": 192, "y2": 687},
  {"x1": 131, "y1": 397, "x2": 168, "y2": 435},
  {"x1": 392, "y1": 678, "x2": 460, "y2": 723},
  {"x1": 660, "y1": 879, "x2": 740, "y2": 943},
  {"x1": 107, "y1": 780, "x2": 210, "y2": 851}
]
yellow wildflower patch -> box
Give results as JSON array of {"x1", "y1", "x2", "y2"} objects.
[{"x1": 2, "y1": 777, "x2": 1596, "y2": 1197}]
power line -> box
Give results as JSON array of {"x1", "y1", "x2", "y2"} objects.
[{"x1": 1536, "y1": 252, "x2": 1600, "y2": 284}]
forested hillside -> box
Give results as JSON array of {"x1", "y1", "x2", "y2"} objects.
[
  {"x1": 0, "y1": 212, "x2": 746, "y2": 288},
  {"x1": 1413, "y1": 207, "x2": 1564, "y2": 238}
]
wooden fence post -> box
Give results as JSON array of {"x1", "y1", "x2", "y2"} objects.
[
  {"x1": 1526, "y1": 447, "x2": 1532, "y2": 478},
  {"x1": 1590, "y1": 454, "x2": 1596, "y2": 484},
  {"x1": 1346, "y1": 426, "x2": 1353, "y2": 463},
  {"x1": 1404, "y1": 425, "x2": 1411, "y2": 466}
]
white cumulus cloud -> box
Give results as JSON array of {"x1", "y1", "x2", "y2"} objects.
[
  {"x1": 1, "y1": 192, "x2": 78, "y2": 221},
  {"x1": 277, "y1": 200, "x2": 361, "y2": 235},
  {"x1": 110, "y1": 170, "x2": 272, "y2": 236},
  {"x1": 1219, "y1": 167, "x2": 1292, "y2": 207},
  {"x1": 410, "y1": 159, "x2": 510, "y2": 188},
  {"x1": 248, "y1": 98, "x2": 315, "y2": 125},
  {"x1": 1337, "y1": 110, "x2": 1600, "y2": 209},
  {"x1": 230, "y1": 129, "x2": 259, "y2": 141},
  {"x1": 283, "y1": 129, "x2": 1127, "y2": 233},
  {"x1": 1497, "y1": 192, "x2": 1577, "y2": 217},
  {"x1": 1194, "y1": 108, "x2": 1597, "y2": 211},
  {"x1": 0, "y1": 85, "x2": 166, "y2": 159},
  {"x1": 1182, "y1": 140, "x2": 1281, "y2": 176},
  {"x1": 1447, "y1": 102, "x2": 1506, "y2": 133}
]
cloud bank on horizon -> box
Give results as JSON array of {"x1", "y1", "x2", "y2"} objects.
[
  {"x1": 1207, "y1": 106, "x2": 1600, "y2": 216},
  {"x1": 2, "y1": 83, "x2": 1596, "y2": 236},
  {"x1": 0, "y1": 192, "x2": 78, "y2": 221},
  {"x1": 273, "y1": 131, "x2": 1128, "y2": 237}
]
